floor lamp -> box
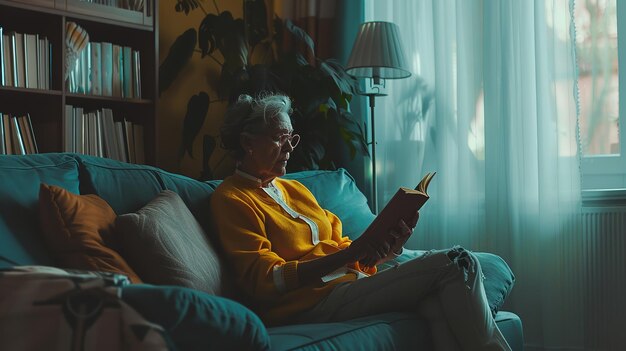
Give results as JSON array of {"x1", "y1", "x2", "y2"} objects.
[{"x1": 346, "y1": 21, "x2": 411, "y2": 213}]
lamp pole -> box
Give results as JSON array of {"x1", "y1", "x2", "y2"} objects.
[
  {"x1": 366, "y1": 91, "x2": 385, "y2": 214},
  {"x1": 345, "y1": 21, "x2": 412, "y2": 214},
  {"x1": 368, "y1": 94, "x2": 378, "y2": 214}
]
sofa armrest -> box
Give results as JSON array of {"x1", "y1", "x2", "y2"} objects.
[{"x1": 121, "y1": 285, "x2": 270, "y2": 351}]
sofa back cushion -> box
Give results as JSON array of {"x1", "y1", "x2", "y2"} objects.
[
  {"x1": 78, "y1": 155, "x2": 166, "y2": 214},
  {"x1": 283, "y1": 169, "x2": 375, "y2": 239},
  {"x1": 0, "y1": 154, "x2": 80, "y2": 267},
  {"x1": 77, "y1": 155, "x2": 217, "y2": 236}
]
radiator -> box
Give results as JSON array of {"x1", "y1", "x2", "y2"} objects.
[{"x1": 581, "y1": 207, "x2": 626, "y2": 351}]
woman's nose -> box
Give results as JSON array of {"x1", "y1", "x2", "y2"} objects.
[{"x1": 282, "y1": 142, "x2": 294, "y2": 152}]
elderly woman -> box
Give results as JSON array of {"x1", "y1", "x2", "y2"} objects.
[{"x1": 210, "y1": 94, "x2": 511, "y2": 351}]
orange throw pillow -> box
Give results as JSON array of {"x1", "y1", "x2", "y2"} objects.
[{"x1": 38, "y1": 183, "x2": 141, "y2": 283}]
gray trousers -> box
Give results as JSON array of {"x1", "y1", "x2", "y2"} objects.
[{"x1": 296, "y1": 247, "x2": 512, "y2": 351}]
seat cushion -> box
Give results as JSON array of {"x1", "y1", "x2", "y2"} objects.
[
  {"x1": 116, "y1": 190, "x2": 222, "y2": 295},
  {"x1": 495, "y1": 311, "x2": 524, "y2": 351},
  {"x1": 267, "y1": 311, "x2": 523, "y2": 351},
  {"x1": 121, "y1": 284, "x2": 270, "y2": 351},
  {"x1": 0, "y1": 153, "x2": 80, "y2": 267},
  {"x1": 267, "y1": 312, "x2": 431, "y2": 351},
  {"x1": 38, "y1": 184, "x2": 141, "y2": 283}
]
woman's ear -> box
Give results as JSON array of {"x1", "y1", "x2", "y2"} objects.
[{"x1": 240, "y1": 134, "x2": 254, "y2": 154}]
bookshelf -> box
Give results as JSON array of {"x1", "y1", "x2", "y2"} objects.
[{"x1": 0, "y1": 0, "x2": 158, "y2": 164}]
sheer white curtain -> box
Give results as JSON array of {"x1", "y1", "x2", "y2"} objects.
[{"x1": 366, "y1": 0, "x2": 584, "y2": 350}]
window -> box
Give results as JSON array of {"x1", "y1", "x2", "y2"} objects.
[{"x1": 577, "y1": 0, "x2": 626, "y2": 190}]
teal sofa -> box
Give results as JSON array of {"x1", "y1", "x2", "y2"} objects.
[{"x1": 0, "y1": 153, "x2": 523, "y2": 350}]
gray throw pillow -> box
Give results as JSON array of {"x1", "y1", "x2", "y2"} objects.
[{"x1": 116, "y1": 190, "x2": 221, "y2": 295}]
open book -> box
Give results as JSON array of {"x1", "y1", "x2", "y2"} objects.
[{"x1": 360, "y1": 172, "x2": 436, "y2": 241}]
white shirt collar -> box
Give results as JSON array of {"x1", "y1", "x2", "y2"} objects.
[{"x1": 235, "y1": 168, "x2": 275, "y2": 188}]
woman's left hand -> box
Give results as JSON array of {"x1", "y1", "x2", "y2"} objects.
[
  {"x1": 359, "y1": 211, "x2": 419, "y2": 268},
  {"x1": 391, "y1": 211, "x2": 419, "y2": 254}
]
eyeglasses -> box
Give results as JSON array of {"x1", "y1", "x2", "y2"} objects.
[
  {"x1": 271, "y1": 133, "x2": 300, "y2": 148},
  {"x1": 244, "y1": 132, "x2": 301, "y2": 149}
]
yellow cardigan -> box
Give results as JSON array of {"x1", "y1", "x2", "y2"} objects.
[{"x1": 210, "y1": 173, "x2": 376, "y2": 325}]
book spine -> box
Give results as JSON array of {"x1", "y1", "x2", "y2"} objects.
[
  {"x1": 3, "y1": 33, "x2": 12, "y2": 87},
  {"x1": 47, "y1": 38, "x2": 51, "y2": 90},
  {"x1": 88, "y1": 112, "x2": 96, "y2": 155},
  {"x1": 96, "y1": 110, "x2": 104, "y2": 157},
  {"x1": 17, "y1": 115, "x2": 33, "y2": 154},
  {"x1": 11, "y1": 32, "x2": 19, "y2": 87},
  {"x1": 0, "y1": 26, "x2": 4, "y2": 86},
  {"x1": 111, "y1": 45, "x2": 121, "y2": 97},
  {"x1": 26, "y1": 114, "x2": 38, "y2": 154},
  {"x1": 24, "y1": 34, "x2": 38, "y2": 89},
  {"x1": 75, "y1": 107, "x2": 84, "y2": 154},
  {"x1": 15, "y1": 33, "x2": 25, "y2": 88},
  {"x1": 16, "y1": 115, "x2": 30, "y2": 154},
  {"x1": 82, "y1": 42, "x2": 91, "y2": 94},
  {"x1": 0, "y1": 112, "x2": 5, "y2": 154},
  {"x1": 3, "y1": 114, "x2": 12, "y2": 154},
  {"x1": 101, "y1": 42, "x2": 113, "y2": 96},
  {"x1": 124, "y1": 119, "x2": 135, "y2": 163},
  {"x1": 102, "y1": 108, "x2": 117, "y2": 160},
  {"x1": 22, "y1": 33, "x2": 28, "y2": 88},
  {"x1": 10, "y1": 116, "x2": 26, "y2": 155},
  {"x1": 91, "y1": 42, "x2": 102, "y2": 95},
  {"x1": 114, "y1": 121, "x2": 128, "y2": 162},
  {"x1": 36, "y1": 36, "x2": 42, "y2": 89},
  {"x1": 122, "y1": 46, "x2": 132, "y2": 98},
  {"x1": 133, "y1": 50, "x2": 141, "y2": 98}
]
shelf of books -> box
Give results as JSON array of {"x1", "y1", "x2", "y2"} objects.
[{"x1": 0, "y1": 0, "x2": 156, "y2": 164}]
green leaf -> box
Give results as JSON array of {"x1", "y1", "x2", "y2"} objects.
[
  {"x1": 199, "y1": 134, "x2": 216, "y2": 180},
  {"x1": 319, "y1": 59, "x2": 358, "y2": 95},
  {"x1": 338, "y1": 93, "x2": 352, "y2": 111},
  {"x1": 199, "y1": 12, "x2": 248, "y2": 69},
  {"x1": 180, "y1": 92, "x2": 210, "y2": 159},
  {"x1": 284, "y1": 19, "x2": 315, "y2": 56},
  {"x1": 159, "y1": 28, "x2": 197, "y2": 95},
  {"x1": 175, "y1": 0, "x2": 202, "y2": 15},
  {"x1": 244, "y1": 0, "x2": 268, "y2": 48},
  {"x1": 339, "y1": 127, "x2": 358, "y2": 159}
]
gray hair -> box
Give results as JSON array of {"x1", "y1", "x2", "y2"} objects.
[{"x1": 220, "y1": 93, "x2": 293, "y2": 159}]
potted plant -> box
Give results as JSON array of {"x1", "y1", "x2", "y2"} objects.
[{"x1": 160, "y1": 0, "x2": 369, "y2": 179}]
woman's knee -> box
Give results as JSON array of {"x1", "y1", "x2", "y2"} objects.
[{"x1": 443, "y1": 246, "x2": 484, "y2": 285}]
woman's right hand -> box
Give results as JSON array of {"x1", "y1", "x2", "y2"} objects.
[
  {"x1": 349, "y1": 211, "x2": 420, "y2": 267},
  {"x1": 347, "y1": 231, "x2": 395, "y2": 267}
]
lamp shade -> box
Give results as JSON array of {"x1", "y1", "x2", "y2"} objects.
[{"x1": 346, "y1": 21, "x2": 411, "y2": 79}]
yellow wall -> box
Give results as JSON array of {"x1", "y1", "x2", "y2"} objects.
[{"x1": 157, "y1": 1, "x2": 243, "y2": 179}]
